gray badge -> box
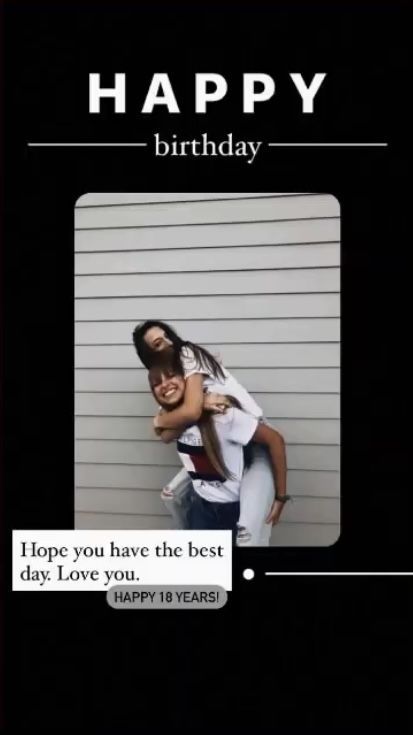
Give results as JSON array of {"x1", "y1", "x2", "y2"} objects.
[{"x1": 106, "y1": 585, "x2": 227, "y2": 610}]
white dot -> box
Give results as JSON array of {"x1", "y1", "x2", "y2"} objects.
[{"x1": 243, "y1": 568, "x2": 255, "y2": 581}]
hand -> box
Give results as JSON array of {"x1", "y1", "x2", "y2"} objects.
[
  {"x1": 266, "y1": 499, "x2": 286, "y2": 526},
  {"x1": 203, "y1": 393, "x2": 231, "y2": 414}
]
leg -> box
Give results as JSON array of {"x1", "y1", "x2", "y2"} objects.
[
  {"x1": 189, "y1": 493, "x2": 240, "y2": 544},
  {"x1": 188, "y1": 491, "x2": 216, "y2": 530},
  {"x1": 214, "y1": 501, "x2": 241, "y2": 544},
  {"x1": 161, "y1": 468, "x2": 192, "y2": 529},
  {"x1": 236, "y1": 443, "x2": 275, "y2": 547}
]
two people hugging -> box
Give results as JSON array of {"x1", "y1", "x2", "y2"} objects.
[{"x1": 133, "y1": 320, "x2": 288, "y2": 546}]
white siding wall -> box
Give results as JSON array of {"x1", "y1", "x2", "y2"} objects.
[{"x1": 75, "y1": 192, "x2": 340, "y2": 546}]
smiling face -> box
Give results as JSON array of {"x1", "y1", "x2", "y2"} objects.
[
  {"x1": 144, "y1": 326, "x2": 173, "y2": 353},
  {"x1": 149, "y1": 368, "x2": 186, "y2": 409}
]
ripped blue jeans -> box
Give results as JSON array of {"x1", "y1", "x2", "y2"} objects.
[{"x1": 161, "y1": 442, "x2": 274, "y2": 546}]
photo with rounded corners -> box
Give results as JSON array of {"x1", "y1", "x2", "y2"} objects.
[{"x1": 74, "y1": 192, "x2": 340, "y2": 547}]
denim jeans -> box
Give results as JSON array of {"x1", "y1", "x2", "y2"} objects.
[
  {"x1": 161, "y1": 467, "x2": 193, "y2": 529},
  {"x1": 161, "y1": 441, "x2": 275, "y2": 546},
  {"x1": 188, "y1": 489, "x2": 240, "y2": 544},
  {"x1": 236, "y1": 443, "x2": 274, "y2": 546}
]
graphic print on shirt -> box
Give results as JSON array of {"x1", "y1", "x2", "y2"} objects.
[{"x1": 177, "y1": 429, "x2": 225, "y2": 484}]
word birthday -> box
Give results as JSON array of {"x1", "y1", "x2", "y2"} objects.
[
  {"x1": 154, "y1": 133, "x2": 262, "y2": 164},
  {"x1": 89, "y1": 72, "x2": 327, "y2": 114}
]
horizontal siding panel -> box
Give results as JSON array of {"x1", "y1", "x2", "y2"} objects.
[
  {"x1": 75, "y1": 416, "x2": 340, "y2": 446},
  {"x1": 75, "y1": 318, "x2": 340, "y2": 346},
  {"x1": 75, "y1": 512, "x2": 175, "y2": 530},
  {"x1": 270, "y1": 522, "x2": 340, "y2": 546},
  {"x1": 75, "y1": 416, "x2": 152, "y2": 439},
  {"x1": 75, "y1": 195, "x2": 339, "y2": 229},
  {"x1": 75, "y1": 293, "x2": 340, "y2": 321},
  {"x1": 76, "y1": 464, "x2": 339, "y2": 496},
  {"x1": 75, "y1": 440, "x2": 180, "y2": 466},
  {"x1": 75, "y1": 218, "x2": 340, "y2": 252},
  {"x1": 75, "y1": 243, "x2": 340, "y2": 275},
  {"x1": 75, "y1": 367, "x2": 340, "y2": 393},
  {"x1": 258, "y1": 496, "x2": 340, "y2": 524},
  {"x1": 76, "y1": 487, "x2": 167, "y2": 515},
  {"x1": 286, "y1": 470, "x2": 339, "y2": 496},
  {"x1": 75, "y1": 392, "x2": 340, "y2": 419},
  {"x1": 287, "y1": 445, "x2": 339, "y2": 471},
  {"x1": 76, "y1": 193, "x2": 307, "y2": 207},
  {"x1": 75, "y1": 440, "x2": 339, "y2": 471},
  {"x1": 75, "y1": 487, "x2": 339, "y2": 524},
  {"x1": 75, "y1": 343, "x2": 340, "y2": 369},
  {"x1": 75, "y1": 268, "x2": 340, "y2": 299},
  {"x1": 276, "y1": 418, "x2": 340, "y2": 445}
]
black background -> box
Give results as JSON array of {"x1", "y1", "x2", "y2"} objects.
[{"x1": 3, "y1": 2, "x2": 411, "y2": 732}]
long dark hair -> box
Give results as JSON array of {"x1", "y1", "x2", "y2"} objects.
[
  {"x1": 133, "y1": 319, "x2": 225, "y2": 382},
  {"x1": 201, "y1": 394, "x2": 253, "y2": 479}
]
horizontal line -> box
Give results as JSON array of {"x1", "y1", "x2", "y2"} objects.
[
  {"x1": 75, "y1": 316, "x2": 340, "y2": 323},
  {"x1": 75, "y1": 390, "x2": 339, "y2": 396},
  {"x1": 75, "y1": 291, "x2": 341, "y2": 304},
  {"x1": 75, "y1": 415, "x2": 340, "y2": 420},
  {"x1": 28, "y1": 142, "x2": 148, "y2": 147},
  {"x1": 75, "y1": 216, "x2": 339, "y2": 232},
  {"x1": 75, "y1": 244, "x2": 340, "y2": 260},
  {"x1": 29, "y1": 142, "x2": 388, "y2": 149},
  {"x1": 76, "y1": 509, "x2": 338, "y2": 517},
  {"x1": 76, "y1": 438, "x2": 340, "y2": 447},
  {"x1": 268, "y1": 143, "x2": 388, "y2": 148},
  {"x1": 76, "y1": 374, "x2": 339, "y2": 380},
  {"x1": 75, "y1": 291, "x2": 340, "y2": 300},
  {"x1": 75, "y1": 461, "x2": 339, "y2": 472},
  {"x1": 75, "y1": 486, "x2": 338, "y2": 500},
  {"x1": 76, "y1": 510, "x2": 169, "y2": 517},
  {"x1": 76, "y1": 486, "x2": 168, "y2": 492},
  {"x1": 76, "y1": 461, "x2": 181, "y2": 468},
  {"x1": 75, "y1": 414, "x2": 338, "y2": 420},
  {"x1": 288, "y1": 468, "x2": 339, "y2": 473},
  {"x1": 265, "y1": 572, "x2": 411, "y2": 576},
  {"x1": 75, "y1": 416, "x2": 338, "y2": 423},
  {"x1": 75, "y1": 391, "x2": 340, "y2": 396},
  {"x1": 75, "y1": 265, "x2": 340, "y2": 277},
  {"x1": 75, "y1": 365, "x2": 340, "y2": 374},
  {"x1": 75, "y1": 240, "x2": 341, "y2": 254},
  {"x1": 77, "y1": 194, "x2": 318, "y2": 209},
  {"x1": 76, "y1": 341, "x2": 340, "y2": 347},
  {"x1": 76, "y1": 440, "x2": 339, "y2": 448},
  {"x1": 74, "y1": 510, "x2": 339, "y2": 525},
  {"x1": 77, "y1": 511, "x2": 169, "y2": 517},
  {"x1": 76, "y1": 324, "x2": 339, "y2": 330}
]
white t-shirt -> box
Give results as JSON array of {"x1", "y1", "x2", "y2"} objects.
[
  {"x1": 180, "y1": 346, "x2": 263, "y2": 419},
  {"x1": 177, "y1": 407, "x2": 258, "y2": 503}
]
